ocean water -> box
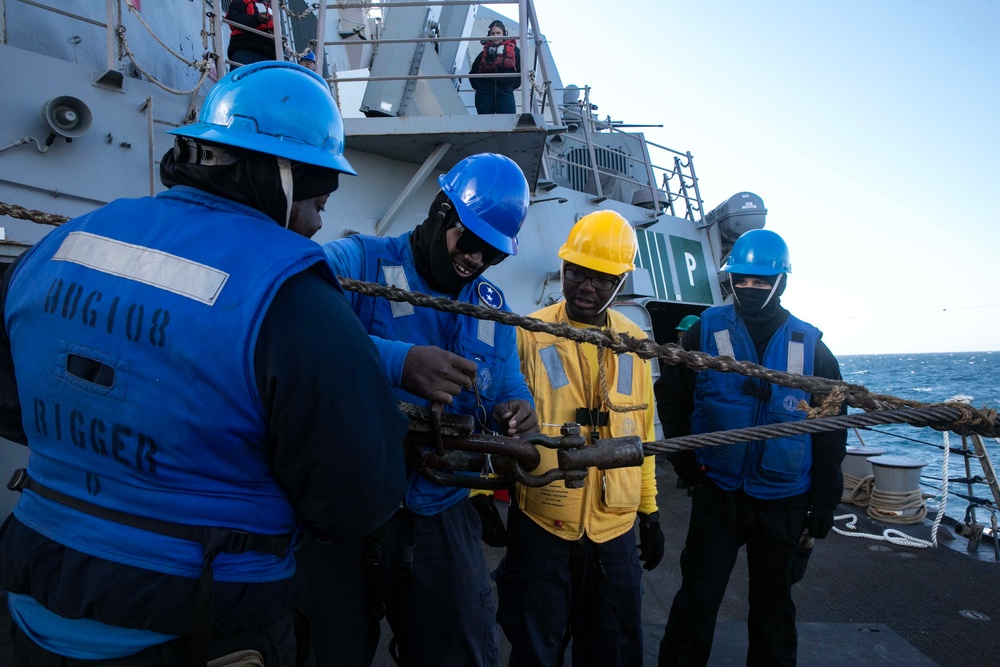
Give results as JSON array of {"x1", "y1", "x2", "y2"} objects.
[{"x1": 838, "y1": 351, "x2": 1000, "y2": 525}]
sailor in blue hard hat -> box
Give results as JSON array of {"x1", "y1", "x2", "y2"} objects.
[
  {"x1": 656, "y1": 227, "x2": 847, "y2": 666},
  {"x1": 0, "y1": 60, "x2": 407, "y2": 666},
  {"x1": 719, "y1": 228, "x2": 792, "y2": 324},
  {"x1": 308, "y1": 154, "x2": 538, "y2": 665}
]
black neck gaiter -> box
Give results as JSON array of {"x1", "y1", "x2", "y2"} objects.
[
  {"x1": 410, "y1": 218, "x2": 483, "y2": 294},
  {"x1": 160, "y1": 148, "x2": 286, "y2": 225}
]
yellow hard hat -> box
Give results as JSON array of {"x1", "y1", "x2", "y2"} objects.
[{"x1": 557, "y1": 210, "x2": 637, "y2": 276}]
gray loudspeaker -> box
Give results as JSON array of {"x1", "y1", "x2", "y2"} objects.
[{"x1": 41, "y1": 96, "x2": 93, "y2": 138}]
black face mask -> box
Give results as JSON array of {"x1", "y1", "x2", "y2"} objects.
[
  {"x1": 731, "y1": 273, "x2": 786, "y2": 320},
  {"x1": 734, "y1": 286, "x2": 790, "y2": 353},
  {"x1": 733, "y1": 287, "x2": 780, "y2": 316}
]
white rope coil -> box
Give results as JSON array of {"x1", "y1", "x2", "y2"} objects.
[
  {"x1": 867, "y1": 487, "x2": 928, "y2": 524},
  {"x1": 842, "y1": 472, "x2": 874, "y2": 506}
]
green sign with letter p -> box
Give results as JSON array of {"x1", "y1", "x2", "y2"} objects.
[{"x1": 669, "y1": 235, "x2": 713, "y2": 304}]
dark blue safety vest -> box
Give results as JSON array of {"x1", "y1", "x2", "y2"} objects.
[
  {"x1": 5, "y1": 186, "x2": 333, "y2": 582},
  {"x1": 691, "y1": 305, "x2": 819, "y2": 499}
]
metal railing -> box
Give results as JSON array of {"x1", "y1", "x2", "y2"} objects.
[
  {"x1": 544, "y1": 85, "x2": 704, "y2": 222},
  {"x1": 314, "y1": 0, "x2": 533, "y2": 116}
]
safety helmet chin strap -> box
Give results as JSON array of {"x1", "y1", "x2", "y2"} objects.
[
  {"x1": 761, "y1": 273, "x2": 784, "y2": 309},
  {"x1": 278, "y1": 157, "x2": 293, "y2": 228},
  {"x1": 730, "y1": 273, "x2": 784, "y2": 310},
  {"x1": 598, "y1": 276, "x2": 627, "y2": 317}
]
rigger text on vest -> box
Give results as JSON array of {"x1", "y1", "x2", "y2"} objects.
[{"x1": 31, "y1": 399, "x2": 158, "y2": 475}]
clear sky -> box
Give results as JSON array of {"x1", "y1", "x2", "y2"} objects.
[{"x1": 521, "y1": 0, "x2": 999, "y2": 355}]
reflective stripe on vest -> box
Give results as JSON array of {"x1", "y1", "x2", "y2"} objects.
[
  {"x1": 381, "y1": 265, "x2": 414, "y2": 318},
  {"x1": 478, "y1": 318, "x2": 495, "y2": 346},
  {"x1": 617, "y1": 354, "x2": 633, "y2": 396},
  {"x1": 54, "y1": 232, "x2": 229, "y2": 306},
  {"x1": 539, "y1": 345, "x2": 569, "y2": 390},
  {"x1": 714, "y1": 330, "x2": 735, "y2": 358},
  {"x1": 787, "y1": 340, "x2": 805, "y2": 375}
]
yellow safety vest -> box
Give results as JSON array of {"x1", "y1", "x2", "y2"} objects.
[{"x1": 516, "y1": 302, "x2": 658, "y2": 542}]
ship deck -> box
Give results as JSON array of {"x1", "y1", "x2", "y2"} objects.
[
  {"x1": 398, "y1": 459, "x2": 1000, "y2": 666},
  {"x1": 621, "y1": 461, "x2": 1000, "y2": 666},
  {"x1": 0, "y1": 460, "x2": 997, "y2": 666}
]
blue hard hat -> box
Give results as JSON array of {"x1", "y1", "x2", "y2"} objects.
[
  {"x1": 301, "y1": 51, "x2": 316, "y2": 62},
  {"x1": 168, "y1": 61, "x2": 355, "y2": 175},
  {"x1": 720, "y1": 229, "x2": 791, "y2": 276},
  {"x1": 437, "y1": 153, "x2": 529, "y2": 255}
]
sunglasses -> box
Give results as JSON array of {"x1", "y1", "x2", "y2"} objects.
[
  {"x1": 563, "y1": 266, "x2": 619, "y2": 291},
  {"x1": 454, "y1": 223, "x2": 508, "y2": 266}
]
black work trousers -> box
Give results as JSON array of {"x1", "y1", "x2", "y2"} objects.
[
  {"x1": 299, "y1": 499, "x2": 497, "y2": 667},
  {"x1": 495, "y1": 504, "x2": 644, "y2": 667},
  {"x1": 298, "y1": 534, "x2": 380, "y2": 667},
  {"x1": 659, "y1": 485, "x2": 812, "y2": 667}
]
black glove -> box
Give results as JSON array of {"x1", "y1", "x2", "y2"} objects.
[
  {"x1": 637, "y1": 512, "x2": 665, "y2": 571},
  {"x1": 804, "y1": 504, "x2": 835, "y2": 540},
  {"x1": 471, "y1": 494, "x2": 508, "y2": 547},
  {"x1": 665, "y1": 450, "x2": 704, "y2": 487}
]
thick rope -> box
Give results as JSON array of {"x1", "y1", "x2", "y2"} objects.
[
  {"x1": 338, "y1": 278, "x2": 1000, "y2": 438},
  {"x1": 110, "y1": 1, "x2": 212, "y2": 103},
  {"x1": 290, "y1": 44, "x2": 317, "y2": 60},
  {"x1": 279, "y1": 1, "x2": 319, "y2": 20},
  {"x1": 0, "y1": 203, "x2": 996, "y2": 441},
  {"x1": 124, "y1": 0, "x2": 201, "y2": 67},
  {"x1": 832, "y1": 512, "x2": 937, "y2": 549},
  {"x1": 0, "y1": 203, "x2": 989, "y2": 548},
  {"x1": 527, "y1": 69, "x2": 547, "y2": 98},
  {"x1": 842, "y1": 472, "x2": 873, "y2": 506},
  {"x1": 117, "y1": 25, "x2": 212, "y2": 97},
  {"x1": 200, "y1": 0, "x2": 211, "y2": 53},
  {"x1": 0, "y1": 203, "x2": 69, "y2": 227},
  {"x1": 867, "y1": 488, "x2": 929, "y2": 525},
  {"x1": 644, "y1": 406, "x2": 976, "y2": 453},
  {"x1": 597, "y1": 344, "x2": 647, "y2": 414}
]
